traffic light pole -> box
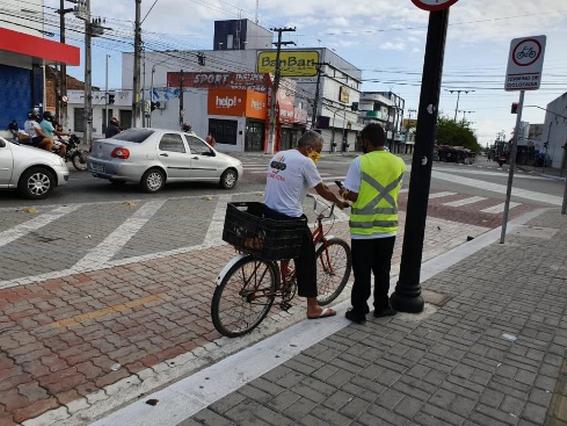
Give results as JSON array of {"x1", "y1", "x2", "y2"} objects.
[
  {"x1": 500, "y1": 90, "x2": 525, "y2": 243},
  {"x1": 390, "y1": 9, "x2": 450, "y2": 313}
]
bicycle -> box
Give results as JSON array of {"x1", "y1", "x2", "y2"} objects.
[{"x1": 211, "y1": 195, "x2": 352, "y2": 337}]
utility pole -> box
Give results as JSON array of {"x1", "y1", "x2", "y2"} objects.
[
  {"x1": 255, "y1": 0, "x2": 259, "y2": 23},
  {"x1": 83, "y1": 0, "x2": 92, "y2": 147},
  {"x1": 104, "y1": 54, "x2": 109, "y2": 132},
  {"x1": 132, "y1": 0, "x2": 142, "y2": 128},
  {"x1": 141, "y1": 46, "x2": 146, "y2": 127},
  {"x1": 311, "y1": 61, "x2": 329, "y2": 129},
  {"x1": 266, "y1": 26, "x2": 295, "y2": 154},
  {"x1": 56, "y1": 0, "x2": 74, "y2": 127},
  {"x1": 179, "y1": 70, "x2": 184, "y2": 127},
  {"x1": 446, "y1": 89, "x2": 474, "y2": 121},
  {"x1": 391, "y1": 7, "x2": 451, "y2": 314},
  {"x1": 458, "y1": 109, "x2": 475, "y2": 123}
]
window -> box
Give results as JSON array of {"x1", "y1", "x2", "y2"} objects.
[
  {"x1": 111, "y1": 128, "x2": 154, "y2": 143},
  {"x1": 227, "y1": 34, "x2": 234, "y2": 49},
  {"x1": 159, "y1": 133, "x2": 186, "y2": 153},
  {"x1": 74, "y1": 108, "x2": 84, "y2": 132},
  {"x1": 209, "y1": 119, "x2": 238, "y2": 145},
  {"x1": 185, "y1": 135, "x2": 212, "y2": 155}
]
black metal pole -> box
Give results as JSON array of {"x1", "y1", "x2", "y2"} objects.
[{"x1": 391, "y1": 9, "x2": 450, "y2": 313}]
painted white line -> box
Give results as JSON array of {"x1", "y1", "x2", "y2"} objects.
[
  {"x1": 0, "y1": 205, "x2": 81, "y2": 248},
  {"x1": 95, "y1": 207, "x2": 549, "y2": 426},
  {"x1": 428, "y1": 191, "x2": 457, "y2": 199},
  {"x1": 433, "y1": 170, "x2": 563, "y2": 206},
  {"x1": 442, "y1": 196, "x2": 487, "y2": 208},
  {"x1": 204, "y1": 195, "x2": 232, "y2": 244},
  {"x1": 73, "y1": 200, "x2": 167, "y2": 270},
  {"x1": 440, "y1": 168, "x2": 552, "y2": 181},
  {"x1": 480, "y1": 202, "x2": 521, "y2": 214}
]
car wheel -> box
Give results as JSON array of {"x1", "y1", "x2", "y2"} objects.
[
  {"x1": 18, "y1": 167, "x2": 55, "y2": 199},
  {"x1": 141, "y1": 168, "x2": 165, "y2": 193},
  {"x1": 219, "y1": 168, "x2": 238, "y2": 190}
]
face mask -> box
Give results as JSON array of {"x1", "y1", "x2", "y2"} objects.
[{"x1": 308, "y1": 151, "x2": 321, "y2": 164}]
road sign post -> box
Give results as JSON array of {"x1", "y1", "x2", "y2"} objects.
[
  {"x1": 391, "y1": 0, "x2": 457, "y2": 314},
  {"x1": 500, "y1": 35, "x2": 546, "y2": 243}
]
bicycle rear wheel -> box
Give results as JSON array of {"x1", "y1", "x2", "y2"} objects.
[
  {"x1": 211, "y1": 256, "x2": 278, "y2": 337},
  {"x1": 316, "y1": 238, "x2": 352, "y2": 306}
]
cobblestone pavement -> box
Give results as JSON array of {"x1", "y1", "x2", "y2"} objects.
[
  {"x1": 176, "y1": 209, "x2": 567, "y2": 426},
  {"x1": 0, "y1": 207, "x2": 492, "y2": 425}
]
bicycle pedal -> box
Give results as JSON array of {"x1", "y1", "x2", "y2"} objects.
[{"x1": 279, "y1": 302, "x2": 292, "y2": 311}]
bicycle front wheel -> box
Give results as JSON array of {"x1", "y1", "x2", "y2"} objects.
[
  {"x1": 211, "y1": 256, "x2": 278, "y2": 337},
  {"x1": 316, "y1": 238, "x2": 352, "y2": 306}
]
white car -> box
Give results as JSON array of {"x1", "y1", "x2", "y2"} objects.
[
  {"x1": 88, "y1": 128, "x2": 244, "y2": 192},
  {"x1": 0, "y1": 137, "x2": 69, "y2": 199}
]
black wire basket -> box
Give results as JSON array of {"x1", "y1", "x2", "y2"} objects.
[{"x1": 222, "y1": 202, "x2": 306, "y2": 261}]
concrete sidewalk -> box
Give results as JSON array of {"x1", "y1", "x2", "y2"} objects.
[{"x1": 135, "y1": 208, "x2": 566, "y2": 426}]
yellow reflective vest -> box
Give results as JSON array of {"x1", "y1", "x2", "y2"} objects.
[{"x1": 349, "y1": 151, "x2": 406, "y2": 236}]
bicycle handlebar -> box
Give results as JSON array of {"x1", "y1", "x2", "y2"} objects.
[{"x1": 306, "y1": 194, "x2": 338, "y2": 220}]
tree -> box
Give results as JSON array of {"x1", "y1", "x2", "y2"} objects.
[{"x1": 436, "y1": 117, "x2": 481, "y2": 152}]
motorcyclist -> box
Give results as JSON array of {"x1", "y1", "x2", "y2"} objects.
[
  {"x1": 40, "y1": 111, "x2": 66, "y2": 157},
  {"x1": 23, "y1": 111, "x2": 53, "y2": 151},
  {"x1": 105, "y1": 117, "x2": 121, "y2": 138}
]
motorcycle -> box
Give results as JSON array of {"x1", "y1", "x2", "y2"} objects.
[{"x1": 56, "y1": 133, "x2": 89, "y2": 171}]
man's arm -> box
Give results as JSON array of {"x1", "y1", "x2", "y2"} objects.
[{"x1": 314, "y1": 183, "x2": 349, "y2": 209}]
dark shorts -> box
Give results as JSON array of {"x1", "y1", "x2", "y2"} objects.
[{"x1": 31, "y1": 136, "x2": 43, "y2": 146}]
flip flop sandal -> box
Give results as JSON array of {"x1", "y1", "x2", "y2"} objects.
[{"x1": 307, "y1": 307, "x2": 337, "y2": 320}]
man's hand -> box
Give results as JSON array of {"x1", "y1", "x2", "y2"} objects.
[{"x1": 336, "y1": 200, "x2": 350, "y2": 210}]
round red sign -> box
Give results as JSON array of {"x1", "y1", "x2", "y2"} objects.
[{"x1": 411, "y1": 0, "x2": 459, "y2": 11}]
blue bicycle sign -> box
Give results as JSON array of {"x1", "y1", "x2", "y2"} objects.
[{"x1": 513, "y1": 39, "x2": 542, "y2": 66}]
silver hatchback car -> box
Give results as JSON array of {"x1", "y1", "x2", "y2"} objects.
[
  {"x1": 88, "y1": 128, "x2": 244, "y2": 192},
  {"x1": 0, "y1": 137, "x2": 69, "y2": 199}
]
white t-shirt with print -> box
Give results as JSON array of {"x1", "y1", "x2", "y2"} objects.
[
  {"x1": 24, "y1": 120, "x2": 41, "y2": 139},
  {"x1": 264, "y1": 149, "x2": 322, "y2": 218}
]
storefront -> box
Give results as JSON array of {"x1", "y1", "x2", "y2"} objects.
[
  {"x1": 207, "y1": 88, "x2": 268, "y2": 152},
  {"x1": 0, "y1": 27, "x2": 79, "y2": 130}
]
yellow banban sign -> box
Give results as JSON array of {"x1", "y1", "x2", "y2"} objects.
[{"x1": 257, "y1": 50, "x2": 320, "y2": 77}]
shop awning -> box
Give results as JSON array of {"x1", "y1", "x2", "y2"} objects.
[{"x1": 0, "y1": 27, "x2": 80, "y2": 66}]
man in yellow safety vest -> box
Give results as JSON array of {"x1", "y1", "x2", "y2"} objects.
[{"x1": 340, "y1": 123, "x2": 406, "y2": 324}]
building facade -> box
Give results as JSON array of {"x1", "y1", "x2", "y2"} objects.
[
  {"x1": 0, "y1": 0, "x2": 79, "y2": 130},
  {"x1": 543, "y1": 92, "x2": 567, "y2": 171},
  {"x1": 359, "y1": 91, "x2": 405, "y2": 153},
  {"x1": 121, "y1": 19, "x2": 362, "y2": 152}
]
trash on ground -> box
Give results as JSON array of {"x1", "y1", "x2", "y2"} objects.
[
  {"x1": 23, "y1": 207, "x2": 38, "y2": 214},
  {"x1": 111, "y1": 363, "x2": 121, "y2": 371},
  {"x1": 501, "y1": 333, "x2": 518, "y2": 342}
]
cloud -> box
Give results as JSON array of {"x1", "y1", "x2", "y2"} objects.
[{"x1": 380, "y1": 41, "x2": 406, "y2": 51}]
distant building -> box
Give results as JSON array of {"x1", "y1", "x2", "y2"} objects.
[
  {"x1": 121, "y1": 19, "x2": 362, "y2": 152},
  {"x1": 543, "y1": 92, "x2": 567, "y2": 170},
  {"x1": 359, "y1": 91, "x2": 405, "y2": 153}
]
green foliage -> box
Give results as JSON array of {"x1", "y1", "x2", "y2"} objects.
[{"x1": 436, "y1": 117, "x2": 481, "y2": 152}]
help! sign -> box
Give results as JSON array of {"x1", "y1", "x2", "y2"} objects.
[{"x1": 505, "y1": 35, "x2": 546, "y2": 91}]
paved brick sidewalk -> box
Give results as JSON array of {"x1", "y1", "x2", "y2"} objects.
[
  {"x1": 0, "y1": 213, "x2": 489, "y2": 425},
  {"x1": 181, "y1": 209, "x2": 567, "y2": 426}
]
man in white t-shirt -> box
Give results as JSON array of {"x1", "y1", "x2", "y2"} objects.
[
  {"x1": 23, "y1": 111, "x2": 53, "y2": 151},
  {"x1": 264, "y1": 130, "x2": 348, "y2": 319}
]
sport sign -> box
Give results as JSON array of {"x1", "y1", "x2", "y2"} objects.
[
  {"x1": 411, "y1": 0, "x2": 459, "y2": 11},
  {"x1": 505, "y1": 35, "x2": 546, "y2": 91}
]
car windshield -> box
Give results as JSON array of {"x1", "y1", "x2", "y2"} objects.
[{"x1": 111, "y1": 128, "x2": 154, "y2": 143}]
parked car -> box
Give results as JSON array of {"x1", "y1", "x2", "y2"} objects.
[
  {"x1": 0, "y1": 137, "x2": 69, "y2": 199},
  {"x1": 87, "y1": 128, "x2": 244, "y2": 193}
]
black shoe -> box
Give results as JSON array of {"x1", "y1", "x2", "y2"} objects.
[
  {"x1": 374, "y1": 307, "x2": 397, "y2": 318},
  {"x1": 346, "y1": 309, "x2": 366, "y2": 324}
]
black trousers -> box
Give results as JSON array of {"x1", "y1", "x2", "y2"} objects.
[
  {"x1": 351, "y1": 237, "x2": 396, "y2": 314},
  {"x1": 263, "y1": 207, "x2": 317, "y2": 298}
]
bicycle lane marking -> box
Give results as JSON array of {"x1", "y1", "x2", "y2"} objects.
[
  {"x1": 204, "y1": 195, "x2": 233, "y2": 245},
  {"x1": 72, "y1": 200, "x2": 167, "y2": 270},
  {"x1": 0, "y1": 204, "x2": 81, "y2": 248}
]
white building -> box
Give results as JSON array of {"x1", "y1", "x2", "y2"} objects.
[
  {"x1": 67, "y1": 90, "x2": 132, "y2": 139},
  {"x1": 543, "y1": 92, "x2": 567, "y2": 170}
]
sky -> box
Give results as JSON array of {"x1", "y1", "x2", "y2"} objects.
[{"x1": 44, "y1": 0, "x2": 567, "y2": 147}]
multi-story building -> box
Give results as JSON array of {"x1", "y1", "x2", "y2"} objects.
[
  {"x1": 121, "y1": 19, "x2": 362, "y2": 152},
  {"x1": 359, "y1": 91, "x2": 405, "y2": 152},
  {"x1": 0, "y1": 0, "x2": 79, "y2": 130}
]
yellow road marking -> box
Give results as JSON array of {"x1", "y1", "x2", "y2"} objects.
[{"x1": 51, "y1": 294, "x2": 163, "y2": 328}]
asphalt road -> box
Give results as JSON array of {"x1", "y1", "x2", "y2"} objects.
[{"x1": 0, "y1": 153, "x2": 564, "y2": 208}]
